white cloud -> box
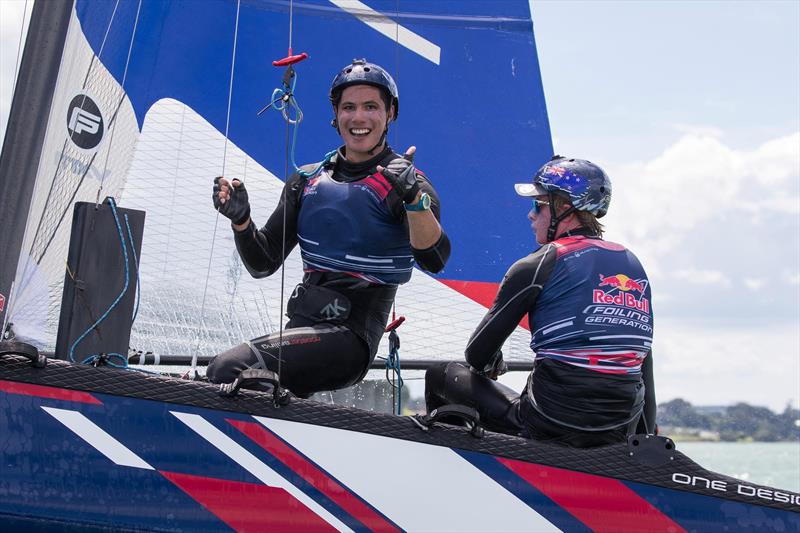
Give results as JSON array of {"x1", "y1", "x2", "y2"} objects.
[
  {"x1": 673, "y1": 268, "x2": 731, "y2": 288},
  {"x1": 600, "y1": 130, "x2": 799, "y2": 290},
  {"x1": 743, "y1": 278, "x2": 765, "y2": 291},
  {"x1": 654, "y1": 319, "x2": 800, "y2": 413},
  {"x1": 604, "y1": 131, "x2": 799, "y2": 247},
  {"x1": 671, "y1": 123, "x2": 725, "y2": 138}
]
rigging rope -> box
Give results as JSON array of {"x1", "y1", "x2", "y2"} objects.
[
  {"x1": 5, "y1": 0, "x2": 123, "y2": 331},
  {"x1": 10, "y1": 0, "x2": 29, "y2": 94},
  {"x1": 53, "y1": 0, "x2": 143, "y2": 366},
  {"x1": 269, "y1": 0, "x2": 311, "y2": 395},
  {"x1": 192, "y1": 0, "x2": 242, "y2": 378},
  {"x1": 96, "y1": 0, "x2": 142, "y2": 201},
  {"x1": 383, "y1": 314, "x2": 406, "y2": 415},
  {"x1": 382, "y1": 0, "x2": 406, "y2": 417},
  {"x1": 386, "y1": 330, "x2": 403, "y2": 415},
  {"x1": 68, "y1": 198, "x2": 129, "y2": 363},
  {"x1": 258, "y1": 68, "x2": 335, "y2": 177}
]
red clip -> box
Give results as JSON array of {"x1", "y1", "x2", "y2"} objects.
[
  {"x1": 272, "y1": 48, "x2": 309, "y2": 67},
  {"x1": 384, "y1": 316, "x2": 406, "y2": 333}
]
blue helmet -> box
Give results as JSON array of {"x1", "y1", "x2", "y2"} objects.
[
  {"x1": 329, "y1": 59, "x2": 399, "y2": 118},
  {"x1": 515, "y1": 156, "x2": 612, "y2": 218}
]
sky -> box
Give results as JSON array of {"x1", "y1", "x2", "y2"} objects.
[{"x1": 1, "y1": 0, "x2": 798, "y2": 412}]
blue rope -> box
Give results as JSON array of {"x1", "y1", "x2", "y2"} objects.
[
  {"x1": 269, "y1": 71, "x2": 336, "y2": 178},
  {"x1": 68, "y1": 198, "x2": 130, "y2": 363},
  {"x1": 80, "y1": 352, "x2": 162, "y2": 375},
  {"x1": 124, "y1": 213, "x2": 141, "y2": 323},
  {"x1": 385, "y1": 330, "x2": 403, "y2": 415},
  {"x1": 81, "y1": 352, "x2": 128, "y2": 368}
]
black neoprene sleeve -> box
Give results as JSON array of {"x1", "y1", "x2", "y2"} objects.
[
  {"x1": 464, "y1": 245, "x2": 557, "y2": 370},
  {"x1": 233, "y1": 173, "x2": 305, "y2": 278}
]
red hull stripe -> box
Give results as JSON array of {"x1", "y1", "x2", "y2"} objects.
[
  {"x1": 438, "y1": 279, "x2": 530, "y2": 330},
  {"x1": 0, "y1": 380, "x2": 102, "y2": 405},
  {"x1": 498, "y1": 459, "x2": 687, "y2": 533},
  {"x1": 229, "y1": 419, "x2": 400, "y2": 533},
  {"x1": 161, "y1": 470, "x2": 336, "y2": 532}
]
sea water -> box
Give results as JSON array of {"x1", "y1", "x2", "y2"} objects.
[{"x1": 678, "y1": 441, "x2": 800, "y2": 493}]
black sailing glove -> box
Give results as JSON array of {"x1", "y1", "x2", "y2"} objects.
[
  {"x1": 213, "y1": 176, "x2": 251, "y2": 226},
  {"x1": 380, "y1": 152, "x2": 421, "y2": 203},
  {"x1": 470, "y1": 350, "x2": 508, "y2": 381}
]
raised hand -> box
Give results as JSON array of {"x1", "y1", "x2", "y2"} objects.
[
  {"x1": 377, "y1": 146, "x2": 420, "y2": 203},
  {"x1": 213, "y1": 176, "x2": 251, "y2": 225}
]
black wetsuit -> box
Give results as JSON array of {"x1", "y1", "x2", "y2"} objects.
[
  {"x1": 425, "y1": 228, "x2": 656, "y2": 447},
  {"x1": 208, "y1": 146, "x2": 450, "y2": 397}
]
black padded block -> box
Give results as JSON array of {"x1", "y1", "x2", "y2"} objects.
[{"x1": 55, "y1": 200, "x2": 145, "y2": 361}]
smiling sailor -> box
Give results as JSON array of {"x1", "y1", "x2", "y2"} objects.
[
  {"x1": 209, "y1": 59, "x2": 450, "y2": 398},
  {"x1": 425, "y1": 156, "x2": 657, "y2": 446}
]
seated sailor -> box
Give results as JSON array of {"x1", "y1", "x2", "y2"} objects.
[
  {"x1": 208, "y1": 59, "x2": 450, "y2": 398},
  {"x1": 425, "y1": 156, "x2": 656, "y2": 447}
]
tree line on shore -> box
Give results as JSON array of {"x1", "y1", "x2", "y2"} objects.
[{"x1": 659, "y1": 399, "x2": 800, "y2": 442}]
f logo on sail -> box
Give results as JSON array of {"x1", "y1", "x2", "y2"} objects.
[{"x1": 66, "y1": 94, "x2": 104, "y2": 150}]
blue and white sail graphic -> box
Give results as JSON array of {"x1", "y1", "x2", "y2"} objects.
[
  {"x1": 75, "y1": 0, "x2": 553, "y2": 288},
  {"x1": 4, "y1": 0, "x2": 552, "y2": 358}
]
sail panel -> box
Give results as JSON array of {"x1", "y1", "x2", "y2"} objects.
[
  {"x1": 73, "y1": 0, "x2": 553, "y2": 283},
  {"x1": 9, "y1": 7, "x2": 141, "y2": 349},
  {"x1": 10, "y1": 0, "x2": 551, "y2": 362}
]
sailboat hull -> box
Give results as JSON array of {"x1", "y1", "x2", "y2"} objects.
[{"x1": 2, "y1": 355, "x2": 797, "y2": 532}]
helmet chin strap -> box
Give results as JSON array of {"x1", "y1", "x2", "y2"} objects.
[
  {"x1": 367, "y1": 120, "x2": 390, "y2": 155},
  {"x1": 546, "y1": 193, "x2": 576, "y2": 242}
]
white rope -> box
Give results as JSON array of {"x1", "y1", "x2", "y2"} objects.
[
  {"x1": 96, "y1": 0, "x2": 143, "y2": 199},
  {"x1": 10, "y1": 0, "x2": 30, "y2": 93},
  {"x1": 7, "y1": 0, "x2": 123, "y2": 326},
  {"x1": 288, "y1": 0, "x2": 294, "y2": 51},
  {"x1": 192, "y1": 0, "x2": 241, "y2": 375}
]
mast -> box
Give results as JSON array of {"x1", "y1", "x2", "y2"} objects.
[{"x1": 0, "y1": 0, "x2": 74, "y2": 334}]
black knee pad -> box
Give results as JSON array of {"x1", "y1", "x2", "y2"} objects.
[
  {"x1": 424, "y1": 362, "x2": 452, "y2": 411},
  {"x1": 206, "y1": 343, "x2": 254, "y2": 384}
]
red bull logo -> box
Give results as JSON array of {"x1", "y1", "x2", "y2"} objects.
[
  {"x1": 303, "y1": 176, "x2": 321, "y2": 196},
  {"x1": 598, "y1": 274, "x2": 645, "y2": 293},
  {"x1": 594, "y1": 274, "x2": 649, "y2": 313},
  {"x1": 0, "y1": 292, "x2": 4, "y2": 313}
]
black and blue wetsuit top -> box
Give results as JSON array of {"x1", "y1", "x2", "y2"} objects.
[
  {"x1": 531, "y1": 235, "x2": 653, "y2": 374},
  {"x1": 466, "y1": 229, "x2": 656, "y2": 432},
  {"x1": 233, "y1": 145, "x2": 450, "y2": 357},
  {"x1": 297, "y1": 168, "x2": 414, "y2": 285}
]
